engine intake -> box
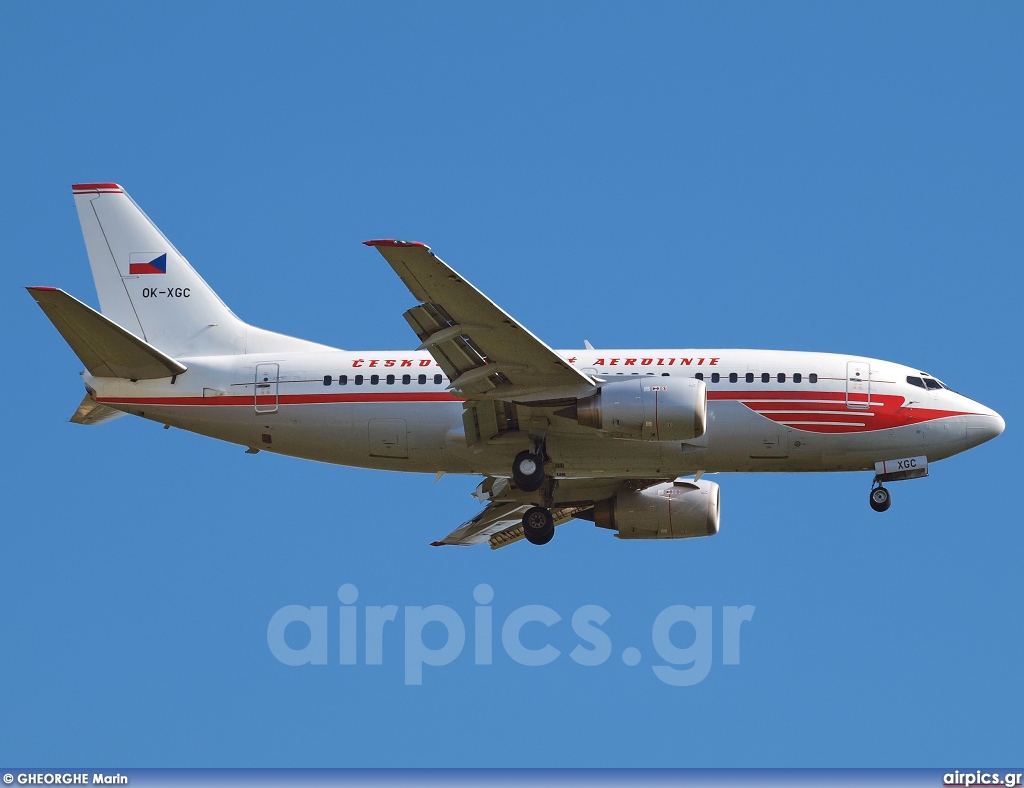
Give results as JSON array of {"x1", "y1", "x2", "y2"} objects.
[
  {"x1": 590, "y1": 479, "x2": 720, "y2": 540},
  {"x1": 571, "y1": 377, "x2": 706, "y2": 441}
]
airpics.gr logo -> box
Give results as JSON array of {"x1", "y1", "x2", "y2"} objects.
[
  {"x1": 267, "y1": 583, "x2": 756, "y2": 686},
  {"x1": 128, "y1": 252, "x2": 167, "y2": 275}
]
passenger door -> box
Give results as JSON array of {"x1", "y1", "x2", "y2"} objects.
[{"x1": 846, "y1": 361, "x2": 871, "y2": 409}]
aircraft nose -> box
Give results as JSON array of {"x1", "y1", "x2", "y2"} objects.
[{"x1": 964, "y1": 407, "x2": 1005, "y2": 449}]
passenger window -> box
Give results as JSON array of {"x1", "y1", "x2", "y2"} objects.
[
  {"x1": 418, "y1": 374, "x2": 426, "y2": 385},
  {"x1": 339, "y1": 374, "x2": 348, "y2": 385},
  {"x1": 729, "y1": 373, "x2": 738, "y2": 383},
  {"x1": 402, "y1": 374, "x2": 411, "y2": 384},
  {"x1": 906, "y1": 376, "x2": 926, "y2": 389},
  {"x1": 661, "y1": 372, "x2": 669, "y2": 376},
  {"x1": 355, "y1": 374, "x2": 363, "y2": 385},
  {"x1": 809, "y1": 373, "x2": 818, "y2": 383},
  {"x1": 434, "y1": 374, "x2": 442, "y2": 385},
  {"x1": 924, "y1": 378, "x2": 941, "y2": 390},
  {"x1": 386, "y1": 374, "x2": 395, "y2": 384},
  {"x1": 695, "y1": 373, "x2": 704, "y2": 380},
  {"x1": 711, "y1": 372, "x2": 720, "y2": 383},
  {"x1": 793, "y1": 373, "x2": 802, "y2": 383},
  {"x1": 371, "y1": 374, "x2": 380, "y2": 385},
  {"x1": 323, "y1": 375, "x2": 332, "y2": 386},
  {"x1": 777, "y1": 373, "x2": 786, "y2": 383},
  {"x1": 761, "y1": 373, "x2": 770, "y2": 383},
  {"x1": 745, "y1": 373, "x2": 754, "y2": 383}
]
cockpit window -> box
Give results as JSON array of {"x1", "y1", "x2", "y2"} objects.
[{"x1": 911, "y1": 373, "x2": 956, "y2": 392}]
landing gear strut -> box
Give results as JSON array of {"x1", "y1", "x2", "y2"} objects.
[
  {"x1": 512, "y1": 449, "x2": 546, "y2": 492},
  {"x1": 522, "y1": 506, "x2": 554, "y2": 545},
  {"x1": 869, "y1": 484, "x2": 891, "y2": 513}
]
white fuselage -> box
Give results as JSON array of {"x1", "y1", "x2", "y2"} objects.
[
  {"x1": 43, "y1": 183, "x2": 1004, "y2": 543},
  {"x1": 89, "y1": 347, "x2": 1003, "y2": 486}
]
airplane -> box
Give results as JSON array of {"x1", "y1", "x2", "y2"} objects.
[{"x1": 28, "y1": 183, "x2": 1005, "y2": 549}]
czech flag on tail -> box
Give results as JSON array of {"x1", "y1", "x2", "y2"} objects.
[{"x1": 129, "y1": 253, "x2": 167, "y2": 275}]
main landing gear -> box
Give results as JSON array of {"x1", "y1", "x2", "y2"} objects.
[
  {"x1": 869, "y1": 483, "x2": 891, "y2": 513},
  {"x1": 522, "y1": 506, "x2": 555, "y2": 545},
  {"x1": 512, "y1": 449, "x2": 546, "y2": 492},
  {"x1": 513, "y1": 444, "x2": 555, "y2": 545}
]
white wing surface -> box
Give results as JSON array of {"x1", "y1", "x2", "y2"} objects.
[{"x1": 365, "y1": 241, "x2": 595, "y2": 403}]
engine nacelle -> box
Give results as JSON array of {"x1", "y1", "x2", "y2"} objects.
[
  {"x1": 573, "y1": 377, "x2": 706, "y2": 441},
  {"x1": 591, "y1": 479, "x2": 720, "y2": 540}
]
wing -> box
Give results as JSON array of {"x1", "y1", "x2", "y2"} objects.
[
  {"x1": 435, "y1": 476, "x2": 628, "y2": 549},
  {"x1": 432, "y1": 501, "x2": 530, "y2": 546},
  {"x1": 364, "y1": 241, "x2": 595, "y2": 403},
  {"x1": 433, "y1": 500, "x2": 591, "y2": 550}
]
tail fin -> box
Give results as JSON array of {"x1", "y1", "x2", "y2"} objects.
[{"x1": 72, "y1": 183, "x2": 331, "y2": 357}]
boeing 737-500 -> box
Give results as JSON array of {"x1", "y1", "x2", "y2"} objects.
[{"x1": 28, "y1": 183, "x2": 1005, "y2": 548}]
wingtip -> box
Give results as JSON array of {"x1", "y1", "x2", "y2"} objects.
[
  {"x1": 27, "y1": 286, "x2": 59, "y2": 292},
  {"x1": 364, "y1": 239, "x2": 429, "y2": 249},
  {"x1": 429, "y1": 541, "x2": 448, "y2": 547}
]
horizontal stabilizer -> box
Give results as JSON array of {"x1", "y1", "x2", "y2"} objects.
[
  {"x1": 27, "y1": 287, "x2": 187, "y2": 379},
  {"x1": 70, "y1": 393, "x2": 125, "y2": 425}
]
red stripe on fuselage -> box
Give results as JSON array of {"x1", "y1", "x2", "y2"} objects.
[
  {"x1": 96, "y1": 392, "x2": 465, "y2": 407},
  {"x1": 706, "y1": 389, "x2": 968, "y2": 432},
  {"x1": 708, "y1": 390, "x2": 848, "y2": 401},
  {"x1": 96, "y1": 387, "x2": 970, "y2": 434}
]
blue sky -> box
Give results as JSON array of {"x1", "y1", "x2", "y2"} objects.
[{"x1": 1, "y1": 1, "x2": 1021, "y2": 768}]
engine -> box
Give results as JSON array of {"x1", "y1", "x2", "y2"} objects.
[
  {"x1": 569, "y1": 377, "x2": 707, "y2": 441},
  {"x1": 589, "y1": 479, "x2": 720, "y2": 539}
]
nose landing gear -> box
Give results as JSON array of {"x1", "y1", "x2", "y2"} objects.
[
  {"x1": 869, "y1": 483, "x2": 891, "y2": 512},
  {"x1": 869, "y1": 455, "x2": 928, "y2": 512}
]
